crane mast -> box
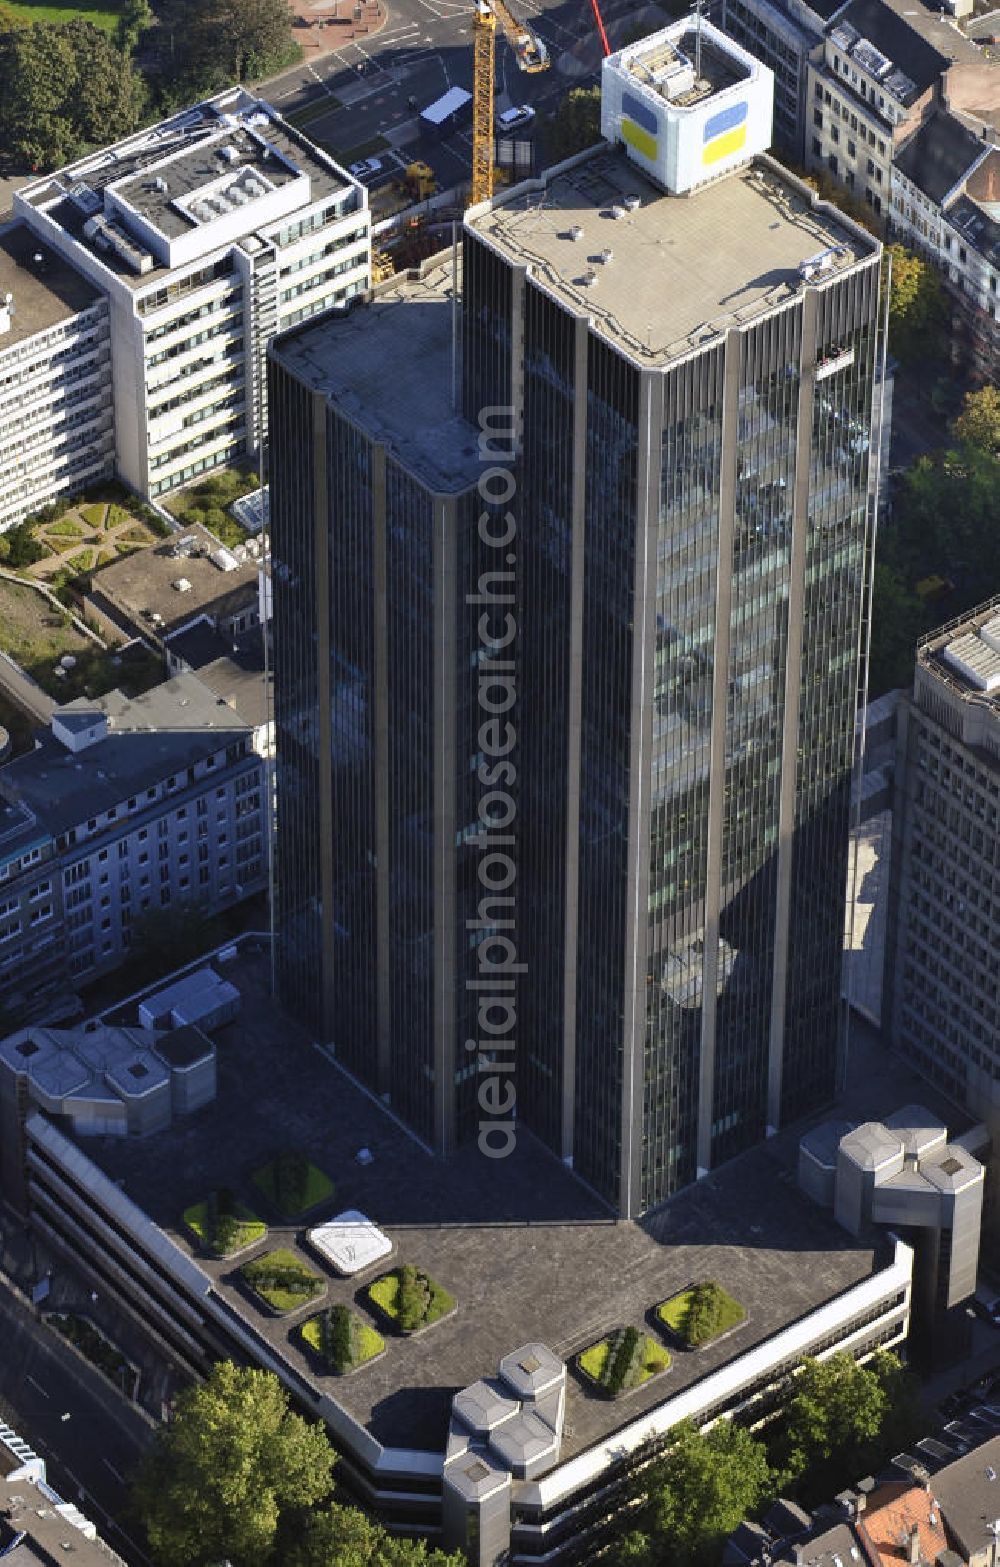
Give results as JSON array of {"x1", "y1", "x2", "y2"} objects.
[{"x1": 469, "y1": 0, "x2": 550, "y2": 208}]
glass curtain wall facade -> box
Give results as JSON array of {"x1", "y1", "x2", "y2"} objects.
[
  {"x1": 462, "y1": 231, "x2": 880, "y2": 1216},
  {"x1": 271, "y1": 213, "x2": 879, "y2": 1217}
]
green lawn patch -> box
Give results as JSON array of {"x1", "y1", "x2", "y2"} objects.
[
  {"x1": 45, "y1": 517, "x2": 85, "y2": 540},
  {"x1": 183, "y1": 1189, "x2": 265, "y2": 1257},
  {"x1": 251, "y1": 1150, "x2": 335, "y2": 1220},
  {"x1": 366, "y1": 1264, "x2": 454, "y2": 1334},
  {"x1": 66, "y1": 547, "x2": 97, "y2": 574},
  {"x1": 656, "y1": 1281, "x2": 745, "y2": 1348},
  {"x1": 241, "y1": 1248, "x2": 324, "y2": 1314},
  {"x1": 302, "y1": 1305, "x2": 384, "y2": 1373},
  {"x1": 2, "y1": 0, "x2": 121, "y2": 27},
  {"x1": 80, "y1": 502, "x2": 107, "y2": 528},
  {"x1": 577, "y1": 1327, "x2": 670, "y2": 1397}
]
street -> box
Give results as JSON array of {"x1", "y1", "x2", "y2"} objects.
[
  {"x1": 258, "y1": 0, "x2": 653, "y2": 189},
  {"x1": 0, "y1": 1276, "x2": 154, "y2": 1565}
]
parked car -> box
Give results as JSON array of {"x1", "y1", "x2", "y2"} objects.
[
  {"x1": 348, "y1": 157, "x2": 384, "y2": 180},
  {"x1": 497, "y1": 105, "x2": 535, "y2": 132}
]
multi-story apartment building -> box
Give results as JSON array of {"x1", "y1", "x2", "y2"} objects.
[
  {"x1": 0, "y1": 223, "x2": 114, "y2": 530},
  {"x1": 0, "y1": 673, "x2": 267, "y2": 1002},
  {"x1": 10, "y1": 86, "x2": 370, "y2": 512},
  {"x1": 0, "y1": 798, "x2": 63, "y2": 1024},
  {"x1": 805, "y1": 0, "x2": 949, "y2": 218},
  {"x1": 891, "y1": 110, "x2": 1000, "y2": 378},
  {"x1": 270, "y1": 21, "x2": 883, "y2": 1216},
  {"x1": 721, "y1": 0, "x2": 842, "y2": 157},
  {"x1": 884, "y1": 599, "x2": 1000, "y2": 1139}
]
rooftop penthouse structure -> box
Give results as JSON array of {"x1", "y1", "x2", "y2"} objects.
[{"x1": 12, "y1": 88, "x2": 371, "y2": 508}]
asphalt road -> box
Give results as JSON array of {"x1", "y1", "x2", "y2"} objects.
[
  {"x1": 259, "y1": 0, "x2": 649, "y2": 186},
  {"x1": 0, "y1": 1277, "x2": 154, "y2": 1565}
]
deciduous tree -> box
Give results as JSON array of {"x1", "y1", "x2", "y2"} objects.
[
  {"x1": 953, "y1": 384, "x2": 1000, "y2": 455},
  {"x1": 629, "y1": 1419, "x2": 772, "y2": 1567},
  {"x1": 284, "y1": 1504, "x2": 465, "y2": 1567},
  {"x1": 542, "y1": 87, "x2": 602, "y2": 164},
  {"x1": 0, "y1": 19, "x2": 143, "y2": 172},
  {"x1": 886, "y1": 244, "x2": 946, "y2": 365},
  {"x1": 132, "y1": 1363, "x2": 334, "y2": 1565}
]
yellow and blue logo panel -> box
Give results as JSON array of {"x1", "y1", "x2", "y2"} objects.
[
  {"x1": 702, "y1": 100, "x2": 748, "y2": 166},
  {"x1": 621, "y1": 92, "x2": 658, "y2": 161}
]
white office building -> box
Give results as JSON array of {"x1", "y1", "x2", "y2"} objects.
[
  {"x1": 0, "y1": 224, "x2": 115, "y2": 530},
  {"x1": 13, "y1": 87, "x2": 371, "y2": 504}
]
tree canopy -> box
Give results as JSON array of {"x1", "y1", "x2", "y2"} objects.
[
  {"x1": 885, "y1": 244, "x2": 947, "y2": 365},
  {"x1": 869, "y1": 386, "x2": 1000, "y2": 697},
  {"x1": 283, "y1": 1505, "x2": 465, "y2": 1567},
  {"x1": 542, "y1": 87, "x2": 602, "y2": 164},
  {"x1": 132, "y1": 1363, "x2": 466, "y2": 1567},
  {"x1": 618, "y1": 1419, "x2": 772, "y2": 1567},
  {"x1": 953, "y1": 383, "x2": 1000, "y2": 455},
  {"x1": 133, "y1": 1363, "x2": 334, "y2": 1565},
  {"x1": 159, "y1": 0, "x2": 298, "y2": 95},
  {"x1": 0, "y1": 18, "x2": 143, "y2": 172}
]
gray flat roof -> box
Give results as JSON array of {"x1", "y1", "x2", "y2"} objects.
[
  {"x1": 275, "y1": 259, "x2": 483, "y2": 494},
  {"x1": 0, "y1": 221, "x2": 102, "y2": 350},
  {"x1": 92, "y1": 523, "x2": 258, "y2": 635},
  {"x1": 468, "y1": 149, "x2": 875, "y2": 365},
  {"x1": 0, "y1": 674, "x2": 250, "y2": 836},
  {"x1": 921, "y1": 597, "x2": 1000, "y2": 706},
  {"x1": 82, "y1": 953, "x2": 883, "y2": 1459},
  {"x1": 17, "y1": 90, "x2": 354, "y2": 291},
  {"x1": 112, "y1": 124, "x2": 302, "y2": 243}
]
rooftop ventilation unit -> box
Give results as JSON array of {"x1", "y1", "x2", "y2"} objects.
[
  {"x1": 623, "y1": 193, "x2": 641, "y2": 210},
  {"x1": 153, "y1": 176, "x2": 168, "y2": 193},
  {"x1": 568, "y1": 224, "x2": 584, "y2": 241},
  {"x1": 68, "y1": 181, "x2": 101, "y2": 215},
  {"x1": 218, "y1": 144, "x2": 239, "y2": 164},
  {"x1": 172, "y1": 577, "x2": 193, "y2": 593},
  {"x1": 610, "y1": 204, "x2": 627, "y2": 220},
  {"x1": 599, "y1": 247, "x2": 613, "y2": 264},
  {"x1": 580, "y1": 269, "x2": 599, "y2": 287}
]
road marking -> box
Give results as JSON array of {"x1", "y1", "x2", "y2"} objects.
[
  {"x1": 25, "y1": 1376, "x2": 49, "y2": 1399},
  {"x1": 102, "y1": 1458, "x2": 126, "y2": 1484}
]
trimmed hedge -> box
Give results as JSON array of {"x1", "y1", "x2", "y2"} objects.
[
  {"x1": 251, "y1": 1151, "x2": 335, "y2": 1220},
  {"x1": 241, "y1": 1248, "x2": 323, "y2": 1313},
  {"x1": 656, "y1": 1281, "x2": 745, "y2": 1348},
  {"x1": 577, "y1": 1327, "x2": 670, "y2": 1396},
  {"x1": 367, "y1": 1264, "x2": 454, "y2": 1334},
  {"x1": 182, "y1": 1188, "x2": 265, "y2": 1256},
  {"x1": 302, "y1": 1305, "x2": 384, "y2": 1373}
]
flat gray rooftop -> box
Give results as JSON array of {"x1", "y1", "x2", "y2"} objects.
[
  {"x1": 469, "y1": 149, "x2": 875, "y2": 365},
  {"x1": 0, "y1": 222, "x2": 102, "y2": 350},
  {"x1": 17, "y1": 90, "x2": 352, "y2": 290},
  {"x1": 0, "y1": 674, "x2": 250, "y2": 837},
  {"x1": 275, "y1": 258, "x2": 483, "y2": 495},
  {"x1": 86, "y1": 954, "x2": 883, "y2": 1458},
  {"x1": 112, "y1": 125, "x2": 302, "y2": 242},
  {"x1": 92, "y1": 522, "x2": 258, "y2": 635}
]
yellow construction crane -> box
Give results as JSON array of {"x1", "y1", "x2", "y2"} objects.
[{"x1": 470, "y1": 0, "x2": 549, "y2": 208}]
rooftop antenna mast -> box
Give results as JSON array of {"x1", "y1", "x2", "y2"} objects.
[{"x1": 695, "y1": 0, "x2": 703, "y2": 80}]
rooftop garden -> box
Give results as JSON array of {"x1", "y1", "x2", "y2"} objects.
[
  {"x1": 163, "y1": 467, "x2": 260, "y2": 550},
  {"x1": 251, "y1": 1150, "x2": 336, "y2": 1222},
  {"x1": 182, "y1": 1188, "x2": 266, "y2": 1258},
  {"x1": 0, "y1": 576, "x2": 161, "y2": 701},
  {"x1": 577, "y1": 1326, "x2": 670, "y2": 1399},
  {"x1": 301, "y1": 1304, "x2": 385, "y2": 1375},
  {"x1": 655, "y1": 1281, "x2": 746, "y2": 1349},
  {"x1": 240, "y1": 1248, "x2": 324, "y2": 1316},
  {"x1": 366, "y1": 1265, "x2": 454, "y2": 1335}
]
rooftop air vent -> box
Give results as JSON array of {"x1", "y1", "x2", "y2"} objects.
[
  {"x1": 580, "y1": 269, "x2": 599, "y2": 288},
  {"x1": 610, "y1": 204, "x2": 627, "y2": 220},
  {"x1": 599, "y1": 247, "x2": 613, "y2": 264},
  {"x1": 568, "y1": 224, "x2": 584, "y2": 241},
  {"x1": 153, "y1": 176, "x2": 167, "y2": 193},
  {"x1": 623, "y1": 193, "x2": 641, "y2": 210}
]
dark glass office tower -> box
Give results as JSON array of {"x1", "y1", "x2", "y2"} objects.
[{"x1": 270, "y1": 133, "x2": 881, "y2": 1214}]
